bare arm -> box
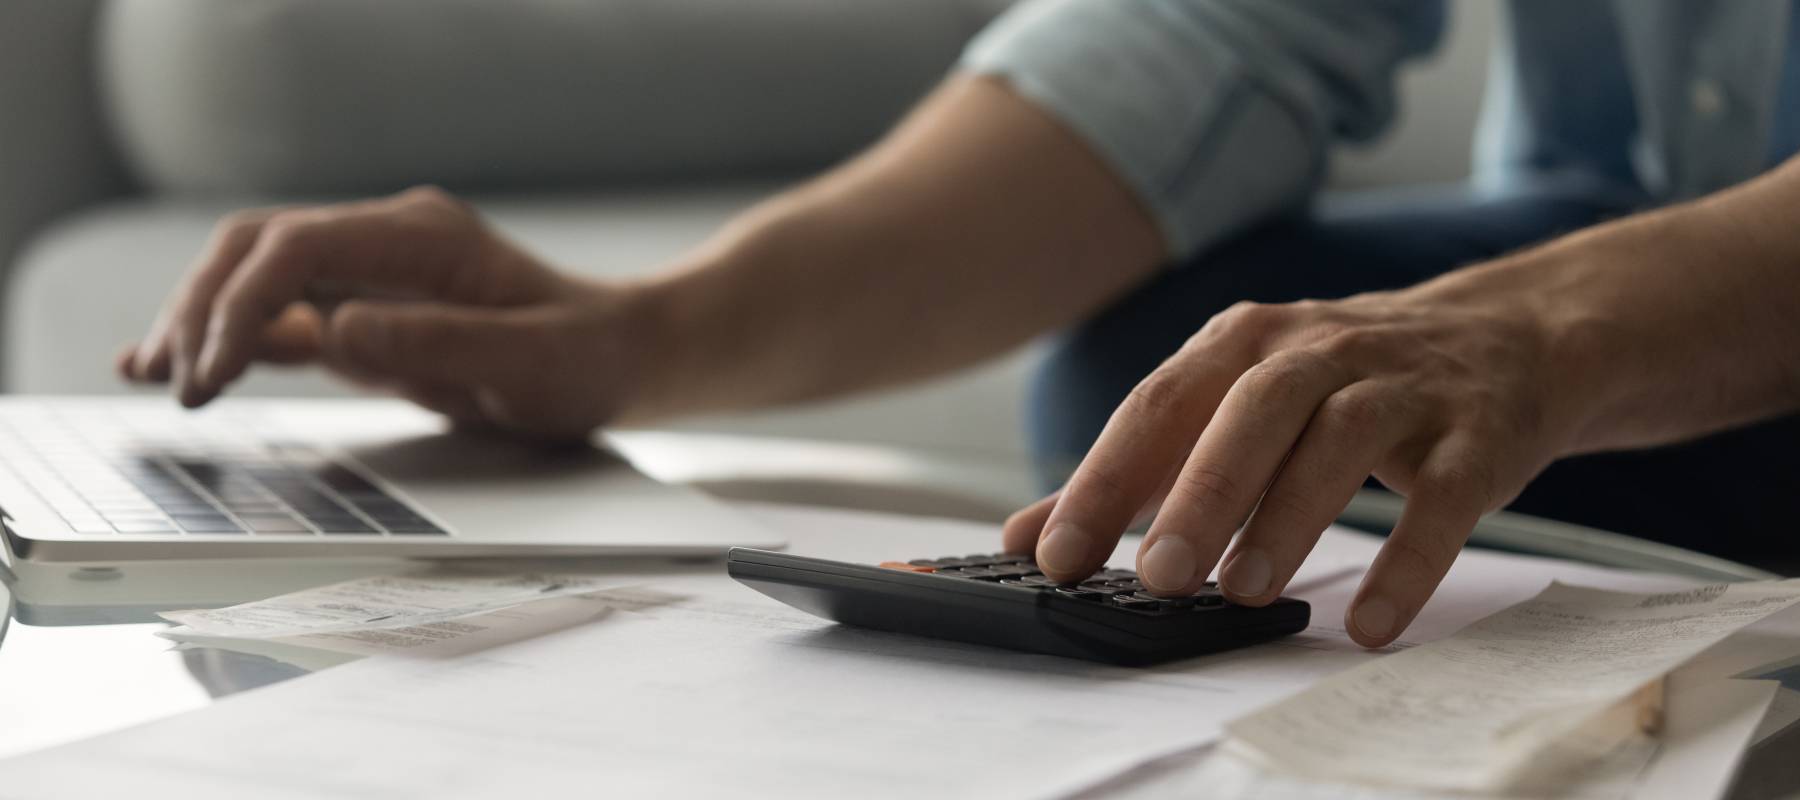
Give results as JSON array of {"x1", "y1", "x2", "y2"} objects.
[
  {"x1": 619, "y1": 75, "x2": 1165, "y2": 419},
  {"x1": 120, "y1": 76, "x2": 1162, "y2": 430},
  {"x1": 1530, "y1": 154, "x2": 1800, "y2": 452}
]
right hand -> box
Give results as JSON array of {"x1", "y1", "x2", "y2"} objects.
[{"x1": 118, "y1": 186, "x2": 642, "y2": 437}]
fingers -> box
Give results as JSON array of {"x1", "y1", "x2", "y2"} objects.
[
  {"x1": 322, "y1": 300, "x2": 537, "y2": 390},
  {"x1": 191, "y1": 203, "x2": 391, "y2": 399},
  {"x1": 1034, "y1": 338, "x2": 1259, "y2": 582},
  {"x1": 1219, "y1": 384, "x2": 1408, "y2": 605},
  {"x1": 1002, "y1": 493, "x2": 1058, "y2": 555},
  {"x1": 119, "y1": 209, "x2": 275, "y2": 389},
  {"x1": 175, "y1": 188, "x2": 510, "y2": 405},
  {"x1": 256, "y1": 303, "x2": 326, "y2": 364},
  {"x1": 1136, "y1": 351, "x2": 1352, "y2": 596},
  {"x1": 1345, "y1": 441, "x2": 1493, "y2": 648}
]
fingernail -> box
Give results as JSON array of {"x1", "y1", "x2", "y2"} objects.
[
  {"x1": 1036, "y1": 523, "x2": 1091, "y2": 575},
  {"x1": 1139, "y1": 537, "x2": 1198, "y2": 593},
  {"x1": 1221, "y1": 549, "x2": 1272, "y2": 597},
  {"x1": 1353, "y1": 597, "x2": 1398, "y2": 641}
]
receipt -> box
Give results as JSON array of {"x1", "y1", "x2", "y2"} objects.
[
  {"x1": 159, "y1": 572, "x2": 619, "y2": 640},
  {"x1": 1226, "y1": 580, "x2": 1800, "y2": 792}
]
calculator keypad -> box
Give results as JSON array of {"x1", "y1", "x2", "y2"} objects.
[{"x1": 880, "y1": 553, "x2": 1224, "y2": 613}]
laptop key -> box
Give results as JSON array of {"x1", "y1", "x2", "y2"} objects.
[
  {"x1": 238, "y1": 514, "x2": 312, "y2": 533},
  {"x1": 112, "y1": 521, "x2": 178, "y2": 534},
  {"x1": 312, "y1": 464, "x2": 378, "y2": 491},
  {"x1": 173, "y1": 515, "x2": 245, "y2": 533}
]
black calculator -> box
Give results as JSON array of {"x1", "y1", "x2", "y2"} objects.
[{"x1": 727, "y1": 548, "x2": 1310, "y2": 666}]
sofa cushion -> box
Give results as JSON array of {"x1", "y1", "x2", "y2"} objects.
[
  {"x1": 97, "y1": 0, "x2": 1011, "y2": 195},
  {"x1": 6, "y1": 189, "x2": 1041, "y2": 457}
]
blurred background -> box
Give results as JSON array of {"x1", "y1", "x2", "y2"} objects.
[{"x1": 0, "y1": 0, "x2": 1497, "y2": 462}]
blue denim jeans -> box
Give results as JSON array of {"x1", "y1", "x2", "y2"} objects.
[{"x1": 1027, "y1": 184, "x2": 1800, "y2": 569}]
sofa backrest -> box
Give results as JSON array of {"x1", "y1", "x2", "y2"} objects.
[{"x1": 99, "y1": 0, "x2": 1016, "y2": 196}]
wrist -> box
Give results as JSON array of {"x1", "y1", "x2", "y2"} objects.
[
  {"x1": 1467, "y1": 219, "x2": 1723, "y2": 455},
  {"x1": 1410, "y1": 245, "x2": 1638, "y2": 457},
  {"x1": 555, "y1": 271, "x2": 684, "y2": 427}
]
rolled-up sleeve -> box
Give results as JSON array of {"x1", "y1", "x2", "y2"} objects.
[{"x1": 961, "y1": 0, "x2": 1446, "y2": 259}]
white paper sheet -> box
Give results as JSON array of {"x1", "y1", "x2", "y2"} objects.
[
  {"x1": 162, "y1": 593, "x2": 644, "y2": 664},
  {"x1": 158, "y1": 571, "x2": 619, "y2": 640},
  {"x1": 0, "y1": 504, "x2": 1737, "y2": 800},
  {"x1": 1066, "y1": 670, "x2": 1777, "y2": 800},
  {"x1": 1226, "y1": 580, "x2": 1800, "y2": 792}
]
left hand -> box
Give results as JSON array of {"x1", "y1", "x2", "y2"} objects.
[{"x1": 1001, "y1": 262, "x2": 1594, "y2": 648}]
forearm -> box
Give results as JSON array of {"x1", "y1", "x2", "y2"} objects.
[
  {"x1": 613, "y1": 75, "x2": 1163, "y2": 422},
  {"x1": 1430, "y1": 157, "x2": 1800, "y2": 455}
]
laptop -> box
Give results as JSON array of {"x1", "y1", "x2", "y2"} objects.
[{"x1": 0, "y1": 397, "x2": 785, "y2": 562}]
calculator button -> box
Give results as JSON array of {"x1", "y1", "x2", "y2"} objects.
[
  {"x1": 1054, "y1": 587, "x2": 1107, "y2": 601},
  {"x1": 1110, "y1": 594, "x2": 1162, "y2": 610},
  {"x1": 880, "y1": 561, "x2": 938, "y2": 574},
  {"x1": 1194, "y1": 594, "x2": 1226, "y2": 607},
  {"x1": 1106, "y1": 580, "x2": 1144, "y2": 592},
  {"x1": 990, "y1": 553, "x2": 1034, "y2": 565},
  {"x1": 986, "y1": 564, "x2": 1035, "y2": 579},
  {"x1": 1095, "y1": 569, "x2": 1137, "y2": 581},
  {"x1": 1021, "y1": 575, "x2": 1063, "y2": 587},
  {"x1": 907, "y1": 558, "x2": 939, "y2": 567},
  {"x1": 1078, "y1": 582, "x2": 1131, "y2": 596},
  {"x1": 1130, "y1": 592, "x2": 1196, "y2": 609}
]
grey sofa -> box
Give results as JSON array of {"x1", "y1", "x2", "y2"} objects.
[
  {"x1": 0, "y1": 0, "x2": 1494, "y2": 462},
  {"x1": 0, "y1": 0, "x2": 1046, "y2": 457}
]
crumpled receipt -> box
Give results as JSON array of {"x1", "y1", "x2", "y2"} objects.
[
  {"x1": 1226, "y1": 579, "x2": 1800, "y2": 792},
  {"x1": 158, "y1": 572, "x2": 639, "y2": 660}
]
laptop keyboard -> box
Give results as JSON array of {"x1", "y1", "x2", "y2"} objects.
[{"x1": 0, "y1": 408, "x2": 447, "y2": 537}]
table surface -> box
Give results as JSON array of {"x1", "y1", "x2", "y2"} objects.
[{"x1": 0, "y1": 431, "x2": 1792, "y2": 796}]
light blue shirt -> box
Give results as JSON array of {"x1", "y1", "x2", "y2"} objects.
[{"x1": 961, "y1": 0, "x2": 1800, "y2": 259}]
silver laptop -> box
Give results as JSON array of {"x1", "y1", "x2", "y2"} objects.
[{"x1": 0, "y1": 397, "x2": 785, "y2": 562}]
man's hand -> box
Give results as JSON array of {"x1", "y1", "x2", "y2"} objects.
[
  {"x1": 118, "y1": 186, "x2": 641, "y2": 437},
  {"x1": 1002, "y1": 270, "x2": 1588, "y2": 649},
  {"x1": 117, "y1": 77, "x2": 1165, "y2": 434}
]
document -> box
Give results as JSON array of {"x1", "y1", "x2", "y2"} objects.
[
  {"x1": 159, "y1": 571, "x2": 619, "y2": 639},
  {"x1": 1226, "y1": 580, "x2": 1800, "y2": 792},
  {"x1": 0, "y1": 504, "x2": 1744, "y2": 800},
  {"x1": 1084, "y1": 673, "x2": 1776, "y2": 800},
  {"x1": 164, "y1": 595, "x2": 647, "y2": 668}
]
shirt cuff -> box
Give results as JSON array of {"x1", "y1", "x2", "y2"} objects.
[{"x1": 959, "y1": 0, "x2": 1320, "y2": 260}]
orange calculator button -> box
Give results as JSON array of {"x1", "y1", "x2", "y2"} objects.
[{"x1": 878, "y1": 561, "x2": 937, "y2": 574}]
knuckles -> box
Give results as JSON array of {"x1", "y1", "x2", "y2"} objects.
[
  {"x1": 257, "y1": 215, "x2": 321, "y2": 255},
  {"x1": 1122, "y1": 367, "x2": 1191, "y2": 418},
  {"x1": 213, "y1": 210, "x2": 267, "y2": 241},
  {"x1": 396, "y1": 184, "x2": 475, "y2": 220},
  {"x1": 1314, "y1": 387, "x2": 1390, "y2": 433},
  {"x1": 1191, "y1": 300, "x2": 1284, "y2": 351}
]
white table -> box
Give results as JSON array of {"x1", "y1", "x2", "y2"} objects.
[{"x1": 0, "y1": 431, "x2": 1789, "y2": 795}]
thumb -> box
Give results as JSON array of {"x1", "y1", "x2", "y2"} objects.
[{"x1": 322, "y1": 300, "x2": 535, "y2": 390}]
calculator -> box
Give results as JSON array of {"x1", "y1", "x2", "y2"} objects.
[{"x1": 727, "y1": 548, "x2": 1311, "y2": 666}]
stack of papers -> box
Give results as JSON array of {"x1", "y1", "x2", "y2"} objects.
[
  {"x1": 0, "y1": 503, "x2": 1793, "y2": 799},
  {"x1": 1224, "y1": 580, "x2": 1800, "y2": 794}
]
